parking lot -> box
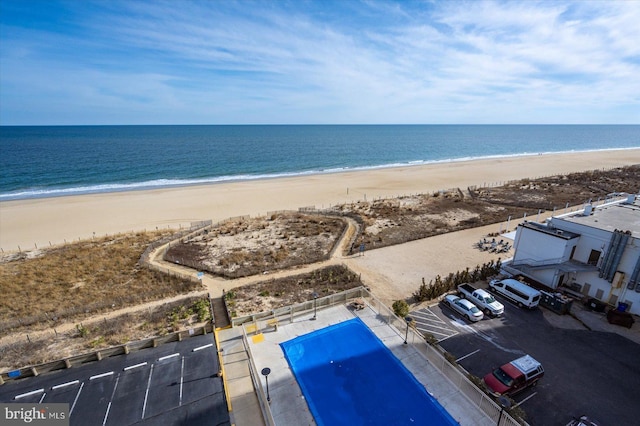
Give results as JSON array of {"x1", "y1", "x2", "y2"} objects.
[
  {"x1": 0, "y1": 334, "x2": 230, "y2": 426},
  {"x1": 413, "y1": 291, "x2": 640, "y2": 425}
]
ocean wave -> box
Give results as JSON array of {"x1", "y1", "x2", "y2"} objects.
[{"x1": 1, "y1": 147, "x2": 637, "y2": 201}]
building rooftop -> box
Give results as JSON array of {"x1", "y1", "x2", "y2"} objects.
[
  {"x1": 553, "y1": 196, "x2": 640, "y2": 239},
  {"x1": 521, "y1": 220, "x2": 581, "y2": 239}
]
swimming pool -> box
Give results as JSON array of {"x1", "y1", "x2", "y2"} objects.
[{"x1": 280, "y1": 317, "x2": 458, "y2": 426}]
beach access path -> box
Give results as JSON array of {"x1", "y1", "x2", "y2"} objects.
[{"x1": 147, "y1": 217, "x2": 510, "y2": 306}]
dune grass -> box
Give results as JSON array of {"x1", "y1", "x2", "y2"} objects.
[{"x1": 0, "y1": 231, "x2": 203, "y2": 334}]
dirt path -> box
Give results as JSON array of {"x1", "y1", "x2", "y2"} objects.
[{"x1": 147, "y1": 215, "x2": 512, "y2": 308}]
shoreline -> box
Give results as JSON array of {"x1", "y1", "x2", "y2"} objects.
[
  {"x1": 1, "y1": 149, "x2": 639, "y2": 251},
  {"x1": 2, "y1": 146, "x2": 639, "y2": 202}
]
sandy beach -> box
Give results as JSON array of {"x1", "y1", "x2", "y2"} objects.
[{"x1": 1, "y1": 149, "x2": 639, "y2": 252}]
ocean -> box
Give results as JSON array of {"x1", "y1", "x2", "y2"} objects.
[{"x1": 1, "y1": 125, "x2": 638, "y2": 201}]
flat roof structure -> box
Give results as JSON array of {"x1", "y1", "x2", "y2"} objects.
[{"x1": 555, "y1": 197, "x2": 640, "y2": 239}]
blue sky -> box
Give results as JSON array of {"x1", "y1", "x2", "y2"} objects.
[{"x1": 1, "y1": 0, "x2": 639, "y2": 125}]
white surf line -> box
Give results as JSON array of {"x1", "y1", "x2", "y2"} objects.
[
  {"x1": 14, "y1": 388, "x2": 44, "y2": 400},
  {"x1": 141, "y1": 364, "x2": 154, "y2": 419},
  {"x1": 193, "y1": 343, "x2": 213, "y2": 352},
  {"x1": 456, "y1": 349, "x2": 481, "y2": 362},
  {"x1": 70, "y1": 382, "x2": 84, "y2": 415},
  {"x1": 103, "y1": 375, "x2": 120, "y2": 426},
  {"x1": 90, "y1": 371, "x2": 114, "y2": 381},
  {"x1": 158, "y1": 353, "x2": 180, "y2": 362},
  {"x1": 124, "y1": 362, "x2": 147, "y2": 371},
  {"x1": 52, "y1": 380, "x2": 80, "y2": 390},
  {"x1": 513, "y1": 392, "x2": 537, "y2": 408},
  {"x1": 179, "y1": 356, "x2": 185, "y2": 407}
]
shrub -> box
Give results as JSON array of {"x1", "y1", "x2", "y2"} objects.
[
  {"x1": 392, "y1": 300, "x2": 409, "y2": 318},
  {"x1": 412, "y1": 259, "x2": 502, "y2": 302}
]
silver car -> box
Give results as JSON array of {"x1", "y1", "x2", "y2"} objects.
[{"x1": 443, "y1": 295, "x2": 484, "y2": 322}]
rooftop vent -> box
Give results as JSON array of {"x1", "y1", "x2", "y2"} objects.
[{"x1": 556, "y1": 230, "x2": 564, "y2": 235}]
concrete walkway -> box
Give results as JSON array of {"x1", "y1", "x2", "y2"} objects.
[
  {"x1": 543, "y1": 301, "x2": 640, "y2": 345},
  {"x1": 217, "y1": 327, "x2": 267, "y2": 426}
]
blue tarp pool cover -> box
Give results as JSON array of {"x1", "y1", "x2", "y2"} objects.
[{"x1": 280, "y1": 318, "x2": 459, "y2": 425}]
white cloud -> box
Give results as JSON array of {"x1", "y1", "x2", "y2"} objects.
[{"x1": 0, "y1": 0, "x2": 638, "y2": 124}]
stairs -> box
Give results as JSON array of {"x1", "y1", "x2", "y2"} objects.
[{"x1": 211, "y1": 296, "x2": 231, "y2": 328}]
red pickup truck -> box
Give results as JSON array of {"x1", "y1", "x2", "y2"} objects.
[{"x1": 483, "y1": 355, "x2": 544, "y2": 396}]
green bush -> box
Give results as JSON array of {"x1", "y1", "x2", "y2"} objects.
[
  {"x1": 412, "y1": 259, "x2": 502, "y2": 302},
  {"x1": 392, "y1": 300, "x2": 409, "y2": 318}
]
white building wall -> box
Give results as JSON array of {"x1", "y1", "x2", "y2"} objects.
[
  {"x1": 513, "y1": 224, "x2": 570, "y2": 264},
  {"x1": 550, "y1": 217, "x2": 640, "y2": 315}
]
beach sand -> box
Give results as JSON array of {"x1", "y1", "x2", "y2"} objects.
[{"x1": 1, "y1": 149, "x2": 639, "y2": 252}]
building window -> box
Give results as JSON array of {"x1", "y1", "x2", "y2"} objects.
[{"x1": 588, "y1": 249, "x2": 601, "y2": 266}]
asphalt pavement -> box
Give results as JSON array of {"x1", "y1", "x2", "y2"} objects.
[
  {"x1": 0, "y1": 334, "x2": 230, "y2": 426},
  {"x1": 416, "y1": 292, "x2": 640, "y2": 426}
]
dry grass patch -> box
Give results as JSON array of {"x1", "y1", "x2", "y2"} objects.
[
  {"x1": 0, "y1": 297, "x2": 211, "y2": 371},
  {"x1": 165, "y1": 212, "x2": 346, "y2": 278},
  {"x1": 226, "y1": 265, "x2": 362, "y2": 317},
  {"x1": 0, "y1": 231, "x2": 203, "y2": 334}
]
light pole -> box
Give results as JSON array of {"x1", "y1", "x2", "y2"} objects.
[
  {"x1": 404, "y1": 316, "x2": 413, "y2": 344},
  {"x1": 311, "y1": 292, "x2": 318, "y2": 320},
  {"x1": 261, "y1": 367, "x2": 271, "y2": 402},
  {"x1": 496, "y1": 396, "x2": 511, "y2": 425}
]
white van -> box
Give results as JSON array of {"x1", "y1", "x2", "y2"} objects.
[{"x1": 489, "y1": 278, "x2": 541, "y2": 309}]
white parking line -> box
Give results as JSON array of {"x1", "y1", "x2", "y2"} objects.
[
  {"x1": 193, "y1": 343, "x2": 213, "y2": 352},
  {"x1": 141, "y1": 364, "x2": 154, "y2": 419},
  {"x1": 179, "y1": 356, "x2": 185, "y2": 407},
  {"x1": 124, "y1": 362, "x2": 147, "y2": 371},
  {"x1": 14, "y1": 389, "x2": 44, "y2": 400},
  {"x1": 456, "y1": 349, "x2": 481, "y2": 362},
  {"x1": 436, "y1": 334, "x2": 458, "y2": 343},
  {"x1": 70, "y1": 382, "x2": 84, "y2": 415},
  {"x1": 103, "y1": 402, "x2": 112, "y2": 426},
  {"x1": 514, "y1": 392, "x2": 537, "y2": 407},
  {"x1": 411, "y1": 307, "x2": 459, "y2": 341},
  {"x1": 158, "y1": 353, "x2": 180, "y2": 362},
  {"x1": 38, "y1": 392, "x2": 46, "y2": 403},
  {"x1": 52, "y1": 380, "x2": 80, "y2": 390},
  {"x1": 90, "y1": 371, "x2": 114, "y2": 381},
  {"x1": 103, "y1": 375, "x2": 120, "y2": 426}
]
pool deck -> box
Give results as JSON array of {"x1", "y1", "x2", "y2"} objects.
[{"x1": 243, "y1": 303, "x2": 496, "y2": 426}]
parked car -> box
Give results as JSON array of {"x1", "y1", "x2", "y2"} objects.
[
  {"x1": 566, "y1": 415, "x2": 600, "y2": 426},
  {"x1": 483, "y1": 354, "x2": 544, "y2": 396},
  {"x1": 489, "y1": 278, "x2": 541, "y2": 309},
  {"x1": 443, "y1": 295, "x2": 484, "y2": 322},
  {"x1": 458, "y1": 283, "x2": 504, "y2": 316}
]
